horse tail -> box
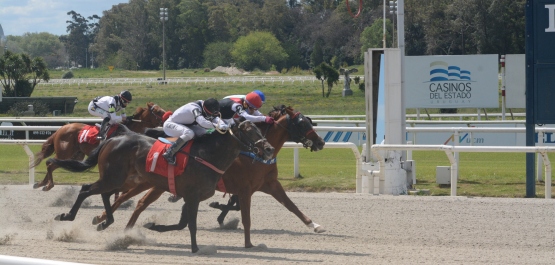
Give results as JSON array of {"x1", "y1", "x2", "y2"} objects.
[
  {"x1": 30, "y1": 132, "x2": 57, "y2": 168},
  {"x1": 46, "y1": 138, "x2": 107, "y2": 172}
]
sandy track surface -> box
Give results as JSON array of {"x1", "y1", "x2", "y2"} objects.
[{"x1": 0, "y1": 185, "x2": 554, "y2": 265}]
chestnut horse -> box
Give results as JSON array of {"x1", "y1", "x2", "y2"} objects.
[
  {"x1": 46, "y1": 118, "x2": 274, "y2": 253},
  {"x1": 92, "y1": 105, "x2": 325, "y2": 248},
  {"x1": 30, "y1": 102, "x2": 166, "y2": 191}
]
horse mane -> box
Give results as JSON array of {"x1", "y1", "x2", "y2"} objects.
[
  {"x1": 133, "y1": 102, "x2": 153, "y2": 118},
  {"x1": 268, "y1": 105, "x2": 293, "y2": 120}
]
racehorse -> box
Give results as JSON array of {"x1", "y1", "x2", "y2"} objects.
[
  {"x1": 92, "y1": 105, "x2": 325, "y2": 249},
  {"x1": 30, "y1": 102, "x2": 166, "y2": 191},
  {"x1": 46, "y1": 118, "x2": 274, "y2": 253}
]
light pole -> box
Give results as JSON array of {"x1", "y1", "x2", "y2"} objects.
[
  {"x1": 160, "y1": 8, "x2": 168, "y2": 83},
  {"x1": 383, "y1": 0, "x2": 386, "y2": 48},
  {"x1": 389, "y1": 0, "x2": 397, "y2": 48}
]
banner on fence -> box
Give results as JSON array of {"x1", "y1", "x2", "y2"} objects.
[{"x1": 404, "y1": 54, "x2": 499, "y2": 109}]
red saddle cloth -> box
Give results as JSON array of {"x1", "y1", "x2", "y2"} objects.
[
  {"x1": 77, "y1": 125, "x2": 118, "y2": 145},
  {"x1": 145, "y1": 139, "x2": 194, "y2": 195}
]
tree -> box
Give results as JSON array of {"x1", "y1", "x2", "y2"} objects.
[
  {"x1": 176, "y1": 0, "x2": 211, "y2": 68},
  {"x1": 0, "y1": 51, "x2": 50, "y2": 97},
  {"x1": 310, "y1": 41, "x2": 323, "y2": 68},
  {"x1": 203, "y1": 41, "x2": 233, "y2": 69},
  {"x1": 231, "y1": 31, "x2": 288, "y2": 71},
  {"x1": 60, "y1": 10, "x2": 99, "y2": 66},
  {"x1": 360, "y1": 18, "x2": 392, "y2": 53},
  {"x1": 313, "y1": 62, "x2": 339, "y2": 98},
  {"x1": 8, "y1": 33, "x2": 66, "y2": 68}
]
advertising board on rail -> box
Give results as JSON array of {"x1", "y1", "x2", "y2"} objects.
[{"x1": 316, "y1": 123, "x2": 555, "y2": 147}]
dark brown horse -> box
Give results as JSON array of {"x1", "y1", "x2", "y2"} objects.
[
  {"x1": 46, "y1": 118, "x2": 274, "y2": 253},
  {"x1": 30, "y1": 102, "x2": 166, "y2": 191},
  {"x1": 92, "y1": 105, "x2": 325, "y2": 248}
]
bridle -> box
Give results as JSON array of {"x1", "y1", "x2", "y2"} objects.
[
  {"x1": 229, "y1": 120, "x2": 266, "y2": 156},
  {"x1": 278, "y1": 111, "x2": 316, "y2": 149}
]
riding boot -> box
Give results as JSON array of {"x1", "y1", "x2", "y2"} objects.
[
  {"x1": 96, "y1": 117, "x2": 110, "y2": 140},
  {"x1": 163, "y1": 137, "x2": 187, "y2": 165}
]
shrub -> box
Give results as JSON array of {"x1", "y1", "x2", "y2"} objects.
[
  {"x1": 358, "y1": 82, "x2": 365, "y2": 91},
  {"x1": 62, "y1": 71, "x2": 74, "y2": 79}
]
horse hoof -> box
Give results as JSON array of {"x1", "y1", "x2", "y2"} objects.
[
  {"x1": 92, "y1": 216, "x2": 101, "y2": 225},
  {"x1": 42, "y1": 186, "x2": 53, "y2": 192},
  {"x1": 314, "y1": 226, "x2": 326, "y2": 233},
  {"x1": 54, "y1": 214, "x2": 62, "y2": 221},
  {"x1": 97, "y1": 223, "x2": 108, "y2": 231},
  {"x1": 32, "y1": 183, "x2": 41, "y2": 189},
  {"x1": 143, "y1": 222, "x2": 155, "y2": 229},
  {"x1": 208, "y1": 202, "x2": 220, "y2": 209},
  {"x1": 167, "y1": 195, "x2": 180, "y2": 203}
]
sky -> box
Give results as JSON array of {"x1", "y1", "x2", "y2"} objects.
[{"x1": 0, "y1": 0, "x2": 125, "y2": 37}]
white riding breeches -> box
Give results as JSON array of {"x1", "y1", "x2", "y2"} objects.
[
  {"x1": 88, "y1": 101, "x2": 118, "y2": 125},
  {"x1": 163, "y1": 121, "x2": 195, "y2": 142}
]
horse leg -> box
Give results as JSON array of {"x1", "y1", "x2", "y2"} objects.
[
  {"x1": 211, "y1": 195, "x2": 240, "y2": 225},
  {"x1": 186, "y1": 201, "x2": 200, "y2": 253},
  {"x1": 55, "y1": 184, "x2": 94, "y2": 221},
  {"x1": 97, "y1": 192, "x2": 116, "y2": 231},
  {"x1": 127, "y1": 187, "x2": 166, "y2": 229},
  {"x1": 144, "y1": 198, "x2": 189, "y2": 232},
  {"x1": 34, "y1": 160, "x2": 58, "y2": 191},
  {"x1": 93, "y1": 182, "x2": 152, "y2": 225},
  {"x1": 261, "y1": 181, "x2": 325, "y2": 233},
  {"x1": 237, "y1": 193, "x2": 255, "y2": 248}
]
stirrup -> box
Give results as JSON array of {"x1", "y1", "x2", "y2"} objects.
[{"x1": 163, "y1": 152, "x2": 176, "y2": 165}]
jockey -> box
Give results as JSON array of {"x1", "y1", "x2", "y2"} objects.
[
  {"x1": 88, "y1": 90, "x2": 132, "y2": 140},
  {"x1": 223, "y1": 90, "x2": 266, "y2": 103},
  {"x1": 219, "y1": 91, "x2": 274, "y2": 125},
  {"x1": 162, "y1": 98, "x2": 228, "y2": 165}
]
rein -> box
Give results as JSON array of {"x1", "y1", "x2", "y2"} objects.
[
  {"x1": 174, "y1": 121, "x2": 264, "y2": 174},
  {"x1": 176, "y1": 149, "x2": 225, "y2": 174}
]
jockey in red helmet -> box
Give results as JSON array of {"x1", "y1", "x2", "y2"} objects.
[{"x1": 219, "y1": 91, "x2": 274, "y2": 124}]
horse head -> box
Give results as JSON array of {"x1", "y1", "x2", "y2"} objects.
[
  {"x1": 128, "y1": 102, "x2": 166, "y2": 129},
  {"x1": 230, "y1": 117, "x2": 274, "y2": 161},
  {"x1": 270, "y1": 105, "x2": 325, "y2": 152}
]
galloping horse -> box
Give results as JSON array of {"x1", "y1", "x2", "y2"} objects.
[
  {"x1": 30, "y1": 102, "x2": 166, "y2": 191},
  {"x1": 47, "y1": 118, "x2": 274, "y2": 253},
  {"x1": 92, "y1": 105, "x2": 325, "y2": 249}
]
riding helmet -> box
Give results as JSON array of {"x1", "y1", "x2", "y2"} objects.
[
  {"x1": 202, "y1": 98, "x2": 220, "y2": 117},
  {"x1": 245, "y1": 92, "x2": 263, "y2": 109},
  {"x1": 120, "y1": 90, "x2": 132, "y2": 103},
  {"x1": 253, "y1": 90, "x2": 266, "y2": 103}
]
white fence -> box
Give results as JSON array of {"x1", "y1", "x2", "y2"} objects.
[
  {"x1": 2, "y1": 119, "x2": 553, "y2": 199},
  {"x1": 37, "y1": 76, "x2": 363, "y2": 87},
  {"x1": 371, "y1": 144, "x2": 555, "y2": 199}
]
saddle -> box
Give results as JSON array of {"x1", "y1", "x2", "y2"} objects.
[
  {"x1": 78, "y1": 124, "x2": 118, "y2": 144},
  {"x1": 145, "y1": 138, "x2": 194, "y2": 195}
]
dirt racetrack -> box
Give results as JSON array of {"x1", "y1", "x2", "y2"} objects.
[{"x1": 0, "y1": 185, "x2": 554, "y2": 265}]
